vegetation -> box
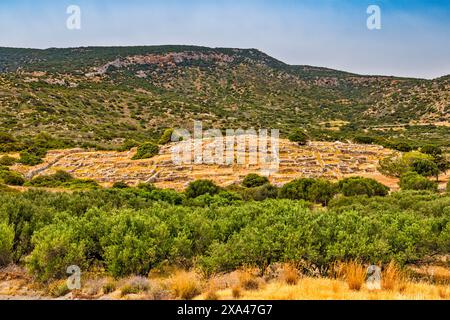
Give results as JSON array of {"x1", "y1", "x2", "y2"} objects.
[
  {"x1": 0, "y1": 46, "x2": 448, "y2": 150},
  {"x1": 158, "y1": 128, "x2": 174, "y2": 145},
  {"x1": 132, "y1": 142, "x2": 159, "y2": 160},
  {"x1": 399, "y1": 172, "x2": 438, "y2": 191},
  {"x1": 185, "y1": 179, "x2": 220, "y2": 198},
  {"x1": 26, "y1": 170, "x2": 99, "y2": 189},
  {"x1": 288, "y1": 129, "x2": 309, "y2": 145},
  {"x1": 242, "y1": 174, "x2": 269, "y2": 188},
  {"x1": 0, "y1": 177, "x2": 446, "y2": 282}
]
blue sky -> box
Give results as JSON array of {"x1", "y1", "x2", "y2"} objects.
[{"x1": 0, "y1": 0, "x2": 449, "y2": 78}]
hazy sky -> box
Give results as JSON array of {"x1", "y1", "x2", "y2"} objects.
[{"x1": 0, "y1": 0, "x2": 449, "y2": 79}]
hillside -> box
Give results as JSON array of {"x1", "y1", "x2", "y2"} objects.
[{"x1": 0, "y1": 46, "x2": 448, "y2": 149}]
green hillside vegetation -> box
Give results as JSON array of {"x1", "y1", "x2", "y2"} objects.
[
  {"x1": 0, "y1": 46, "x2": 448, "y2": 151},
  {"x1": 0, "y1": 179, "x2": 448, "y2": 281}
]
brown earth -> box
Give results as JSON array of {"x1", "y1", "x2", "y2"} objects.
[{"x1": 11, "y1": 138, "x2": 400, "y2": 190}]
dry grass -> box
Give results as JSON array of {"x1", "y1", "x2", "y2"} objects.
[
  {"x1": 210, "y1": 276, "x2": 450, "y2": 300},
  {"x1": 382, "y1": 262, "x2": 405, "y2": 291},
  {"x1": 438, "y1": 286, "x2": 449, "y2": 299},
  {"x1": 231, "y1": 286, "x2": 242, "y2": 299},
  {"x1": 47, "y1": 280, "x2": 70, "y2": 298},
  {"x1": 341, "y1": 261, "x2": 367, "y2": 291},
  {"x1": 280, "y1": 263, "x2": 300, "y2": 285},
  {"x1": 169, "y1": 270, "x2": 202, "y2": 300},
  {"x1": 237, "y1": 268, "x2": 260, "y2": 290},
  {"x1": 119, "y1": 276, "x2": 149, "y2": 297}
]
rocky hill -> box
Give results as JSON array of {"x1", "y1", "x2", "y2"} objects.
[{"x1": 0, "y1": 46, "x2": 448, "y2": 148}]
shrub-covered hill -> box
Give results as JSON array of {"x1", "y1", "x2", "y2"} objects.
[{"x1": 0, "y1": 45, "x2": 448, "y2": 148}]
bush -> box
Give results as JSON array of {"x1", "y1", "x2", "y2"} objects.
[
  {"x1": 18, "y1": 151, "x2": 42, "y2": 166},
  {"x1": 158, "y1": 128, "x2": 174, "y2": 145},
  {"x1": 354, "y1": 135, "x2": 376, "y2": 145},
  {"x1": 279, "y1": 178, "x2": 337, "y2": 205},
  {"x1": 27, "y1": 223, "x2": 88, "y2": 282},
  {"x1": 169, "y1": 271, "x2": 202, "y2": 300},
  {"x1": 132, "y1": 142, "x2": 159, "y2": 160},
  {"x1": 242, "y1": 174, "x2": 269, "y2": 188},
  {"x1": 100, "y1": 211, "x2": 170, "y2": 277},
  {"x1": 112, "y1": 181, "x2": 129, "y2": 189},
  {"x1": 410, "y1": 158, "x2": 439, "y2": 178},
  {"x1": 0, "y1": 223, "x2": 14, "y2": 266},
  {"x1": 279, "y1": 178, "x2": 316, "y2": 200},
  {"x1": 0, "y1": 156, "x2": 16, "y2": 166},
  {"x1": 338, "y1": 177, "x2": 389, "y2": 197},
  {"x1": 48, "y1": 280, "x2": 70, "y2": 297},
  {"x1": 288, "y1": 129, "x2": 309, "y2": 145},
  {"x1": 307, "y1": 179, "x2": 337, "y2": 205},
  {"x1": 28, "y1": 170, "x2": 73, "y2": 187},
  {"x1": 240, "y1": 184, "x2": 278, "y2": 201},
  {"x1": 420, "y1": 145, "x2": 442, "y2": 157},
  {"x1": 0, "y1": 170, "x2": 25, "y2": 186},
  {"x1": 185, "y1": 180, "x2": 220, "y2": 198},
  {"x1": 399, "y1": 172, "x2": 438, "y2": 192}
]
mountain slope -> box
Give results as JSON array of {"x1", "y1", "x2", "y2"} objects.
[{"x1": 0, "y1": 46, "x2": 448, "y2": 148}]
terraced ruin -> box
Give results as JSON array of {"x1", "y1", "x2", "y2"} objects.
[{"x1": 12, "y1": 139, "x2": 397, "y2": 190}]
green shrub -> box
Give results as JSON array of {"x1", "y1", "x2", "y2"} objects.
[
  {"x1": 410, "y1": 158, "x2": 439, "y2": 178},
  {"x1": 185, "y1": 180, "x2": 220, "y2": 198},
  {"x1": 0, "y1": 169, "x2": 25, "y2": 186},
  {"x1": 118, "y1": 139, "x2": 139, "y2": 152},
  {"x1": 279, "y1": 178, "x2": 316, "y2": 200},
  {"x1": 112, "y1": 181, "x2": 129, "y2": 189},
  {"x1": 0, "y1": 156, "x2": 17, "y2": 166},
  {"x1": 399, "y1": 172, "x2": 438, "y2": 192},
  {"x1": 306, "y1": 179, "x2": 337, "y2": 205},
  {"x1": 27, "y1": 224, "x2": 88, "y2": 282},
  {"x1": 288, "y1": 129, "x2": 309, "y2": 145},
  {"x1": 338, "y1": 177, "x2": 389, "y2": 197},
  {"x1": 18, "y1": 151, "x2": 42, "y2": 166},
  {"x1": 242, "y1": 174, "x2": 269, "y2": 188},
  {"x1": 279, "y1": 178, "x2": 337, "y2": 205},
  {"x1": 240, "y1": 183, "x2": 279, "y2": 201},
  {"x1": 28, "y1": 170, "x2": 73, "y2": 187},
  {"x1": 158, "y1": 128, "x2": 174, "y2": 145},
  {"x1": 354, "y1": 135, "x2": 376, "y2": 145},
  {"x1": 137, "y1": 182, "x2": 157, "y2": 192},
  {"x1": 0, "y1": 222, "x2": 14, "y2": 266},
  {"x1": 100, "y1": 211, "x2": 170, "y2": 277},
  {"x1": 132, "y1": 142, "x2": 159, "y2": 160}
]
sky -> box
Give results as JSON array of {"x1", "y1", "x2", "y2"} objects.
[{"x1": 0, "y1": 0, "x2": 449, "y2": 79}]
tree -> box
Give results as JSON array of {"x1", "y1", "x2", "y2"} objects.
[
  {"x1": 0, "y1": 223, "x2": 14, "y2": 267},
  {"x1": 112, "y1": 181, "x2": 129, "y2": 189},
  {"x1": 288, "y1": 129, "x2": 309, "y2": 145},
  {"x1": 185, "y1": 180, "x2": 220, "y2": 198},
  {"x1": 338, "y1": 177, "x2": 389, "y2": 197},
  {"x1": 420, "y1": 145, "x2": 448, "y2": 177},
  {"x1": 399, "y1": 172, "x2": 437, "y2": 192},
  {"x1": 307, "y1": 179, "x2": 337, "y2": 206},
  {"x1": 279, "y1": 178, "x2": 316, "y2": 200},
  {"x1": 410, "y1": 158, "x2": 439, "y2": 180},
  {"x1": 379, "y1": 151, "x2": 439, "y2": 178},
  {"x1": 132, "y1": 142, "x2": 159, "y2": 160},
  {"x1": 242, "y1": 173, "x2": 269, "y2": 188},
  {"x1": 158, "y1": 128, "x2": 174, "y2": 145}
]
